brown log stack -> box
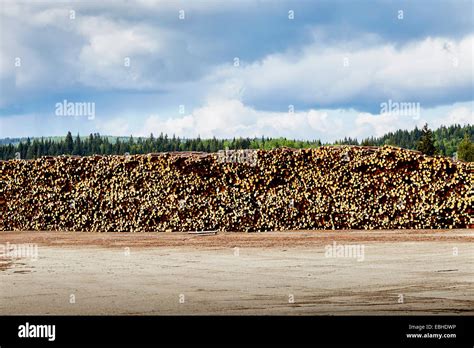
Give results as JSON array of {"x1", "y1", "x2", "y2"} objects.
[{"x1": 0, "y1": 146, "x2": 472, "y2": 232}]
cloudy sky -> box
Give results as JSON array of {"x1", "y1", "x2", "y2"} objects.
[{"x1": 0, "y1": 0, "x2": 472, "y2": 141}]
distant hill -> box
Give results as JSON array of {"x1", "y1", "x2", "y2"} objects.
[
  {"x1": 0, "y1": 135, "x2": 132, "y2": 146},
  {"x1": 362, "y1": 124, "x2": 473, "y2": 157},
  {"x1": 0, "y1": 124, "x2": 472, "y2": 160}
]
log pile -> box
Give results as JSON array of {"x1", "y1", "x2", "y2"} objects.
[{"x1": 0, "y1": 146, "x2": 472, "y2": 232}]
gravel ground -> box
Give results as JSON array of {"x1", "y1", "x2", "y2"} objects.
[{"x1": 0, "y1": 230, "x2": 472, "y2": 315}]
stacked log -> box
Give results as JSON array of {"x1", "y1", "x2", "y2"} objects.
[{"x1": 0, "y1": 146, "x2": 472, "y2": 232}]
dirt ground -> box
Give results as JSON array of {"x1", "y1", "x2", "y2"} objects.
[{"x1": 0, "y1": 230, "x2": 473, "y2": 315}]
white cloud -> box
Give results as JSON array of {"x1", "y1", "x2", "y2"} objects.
[
  {"x1": 142, "y1": 114, "x2": 195, "y2": 137},
  {"x1": 207, "y1": 35, "x2": 473, "y2": 109},
  {"x1": 96, "y1": 117, "x2": 131, "y2": 136},
  {"x1": 439, "y1": 106, "x2": 473, "y2": 126},
  {"x1": 307, "y1": 110, "x2": 343, "y2": 133},
  {"x1": 355, "y1": 112, "x2": 420, "y2": 137},
  {"x1": 0, "y1": 1, "x2": 472, "y2": 141},
  {"x1": 77, "y1": 17, "x2": 162, "y2": 89},
  {"x1": 135, "y1": 100, "x2": 472, "y2": 142},
  {"x1": 355, "y1": 103, "x2": 473, "y2": 138},
  {"x1": 138, "y1": 99, "x2": 348, "y2": 140}
]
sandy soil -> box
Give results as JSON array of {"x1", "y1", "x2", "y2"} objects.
[{"x1": 0, "y1": 230, "x2": 473, "y2": 315}]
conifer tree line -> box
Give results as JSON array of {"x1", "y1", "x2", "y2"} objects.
[{"x1": 0, "y1": 123, "x2": 472, "y2": 161}]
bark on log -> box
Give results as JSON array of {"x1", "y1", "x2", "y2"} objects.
[{"x1": 0, "y1": 146, "x2": 472, "y2": 232}]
